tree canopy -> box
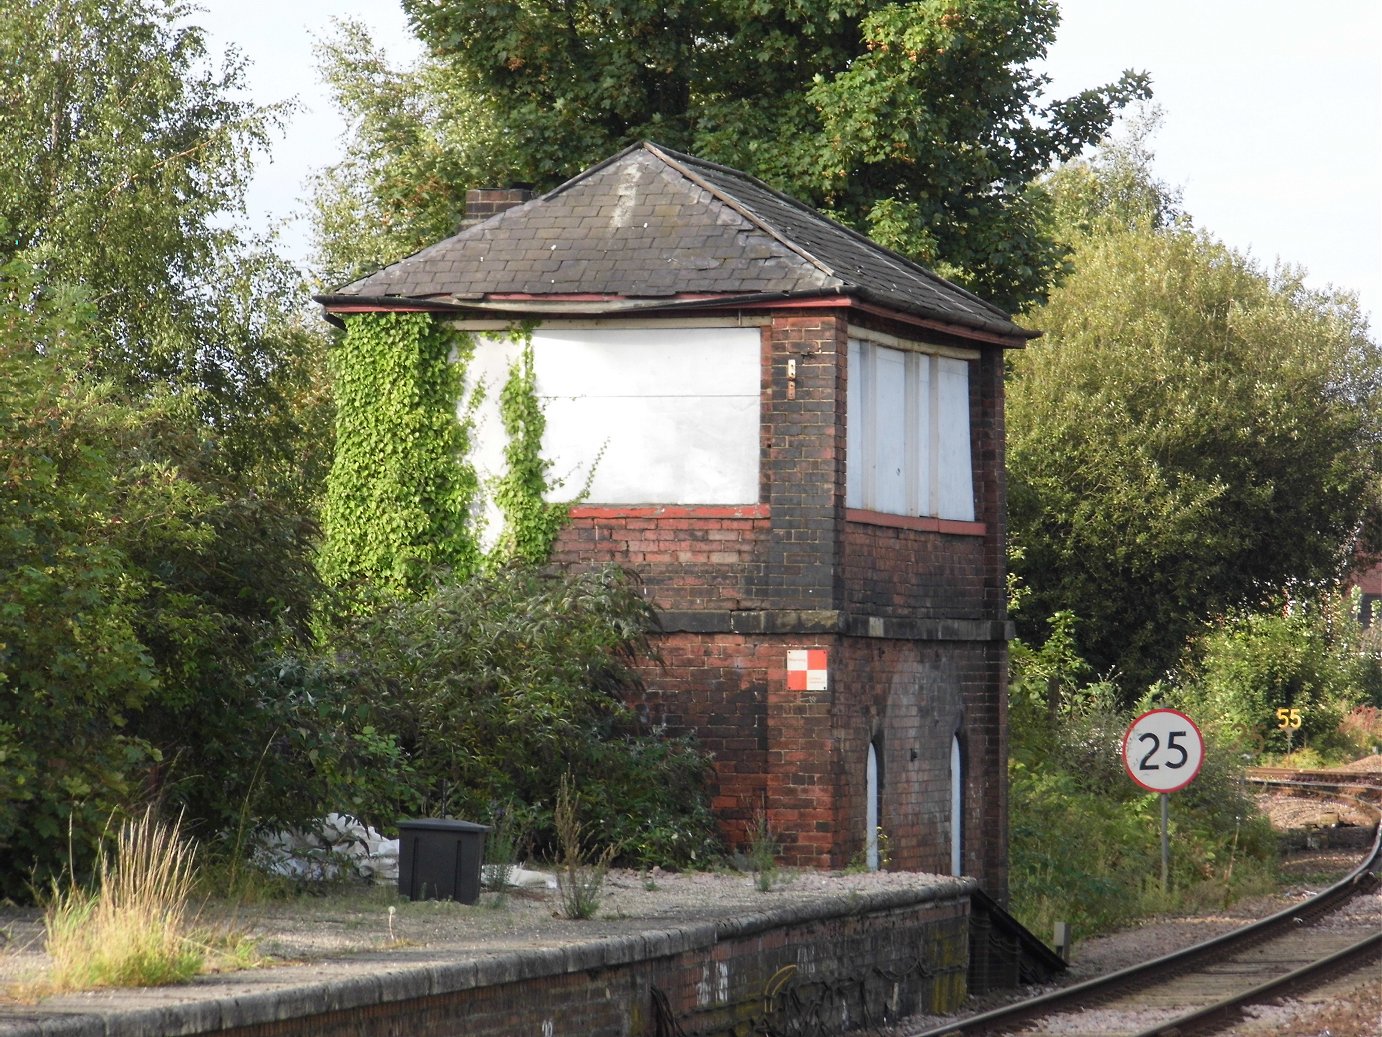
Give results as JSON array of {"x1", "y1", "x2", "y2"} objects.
[
  {"x1": 0, "y1": 0, "x2": 331, "y2": 491},
  {"x1": 314, "y1": 0, "x2": 1149, "y2": 311},
  {"x1": 1007, "y1": 165, "x2": 1382, "y2": 690},
  {"x1": 0, "y1": 0, "x2": 336, "y2": 894}
]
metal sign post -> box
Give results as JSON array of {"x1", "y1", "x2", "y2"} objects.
[{"x1": 1122, "y1": 708, "x2": 1205, "y2": 893}]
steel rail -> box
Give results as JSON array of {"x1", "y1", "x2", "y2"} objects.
[
  {"x1": 1127, "y1": 930, "x2": 1382, "y2": 1037},
  {"x1": 911, "y1": 774, "x2": 1382, "y2": 1037}
]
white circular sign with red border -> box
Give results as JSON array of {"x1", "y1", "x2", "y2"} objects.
[{"x1": 1122, "y1": 708, "x2": 1205, "y2": 794}]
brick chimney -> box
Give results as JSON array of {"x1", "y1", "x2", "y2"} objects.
[{"x1": 462, "y1": 186, "x2": 533, "y2": 229}]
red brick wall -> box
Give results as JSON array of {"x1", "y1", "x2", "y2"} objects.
[
  {"x1": 553, "y1": 506, "x2": 772, "y2": 611},
  {"x1": 843, "y1": 523, "x2": 989, "y2": 616},
  {"x1": 760, "y1": 313, "x2": 848, "y2": 609},
  {"x1": 545, "y1": 308, "x2": 1011, "y2": 896},
  {"x1": 631, "y1": 630, "x2": 1007, "y2": 892}
]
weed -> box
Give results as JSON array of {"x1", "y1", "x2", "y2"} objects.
[
  {"x1": 41, "y1": 810, "x2": 204, "y2": 991},
  {"x1": 553, "y1": 774, "x2": 615, "y2": 919},
  {"x1": 482, "y1": 800, "x2": 526, "y2": 905},
  {"x1": 846, "y1": 827, "x2": 892, "y2": 873},
  {"x1": 746, "y1": 807, "x2": 780, "y2": 893}
]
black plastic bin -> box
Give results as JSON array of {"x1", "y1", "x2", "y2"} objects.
[{"x1": 396, "y1": 819, "x2": 490, "y2": 903}]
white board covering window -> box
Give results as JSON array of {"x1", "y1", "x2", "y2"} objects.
[
  {"x1": 846, "y1": 338, "x2": 974, "y2": 521},
  {"x1": 463, "y1": 327, "x2": 760, "y2": 510}
]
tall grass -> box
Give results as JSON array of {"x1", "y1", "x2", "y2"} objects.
[
  {"x1": 553, "y1": 774, "x2": 614, "y2": 920},
  {"x1": 43, "y1": 810, "x2": 204, "y2": 990}
]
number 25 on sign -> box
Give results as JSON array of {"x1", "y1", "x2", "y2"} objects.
[{"x1": 1122, "y1": 708, "x2": 1205, "y2": 794}]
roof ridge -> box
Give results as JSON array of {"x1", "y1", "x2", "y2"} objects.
[{"x1": 642, "y1": 142, "x2": 841, "y2": 284}]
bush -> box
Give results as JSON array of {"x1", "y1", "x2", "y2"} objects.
[
  {"x1": 313, "y1": 563, "x2": 720, "y2": 868},
  {"x1": 1171, "y1": 593, "x2": 1382, "y2": 760}
]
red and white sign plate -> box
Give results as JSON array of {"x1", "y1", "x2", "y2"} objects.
[
  {"x1": 786, "y1": 649, "x2": 828, "y2": 692},
  {"x1": 1122, "y1": 708, "x2": 1205, "y2": 794}
]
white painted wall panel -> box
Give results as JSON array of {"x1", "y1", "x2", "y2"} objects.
[
  {"x1": 873, "y1": 348, "x2": 908, "y2": 514},
  {"x1": 460, "y1": 326, "x2": 761, "y2": 512},
  {"x1": 912, "y1": 353, "x2": 932, "y2": 518},
  {"x1": 845, "y1": 337, "x2": 975, "y2": 520},
  {"x1": 542, "y1": 395, "x2": 759, "y2": 503},
  {"x1": 936, "y1": 357, "x2": 974, "y2": 521},
  {"x1": 531, "y1": 328, "x2": 758, "y2": 396}
]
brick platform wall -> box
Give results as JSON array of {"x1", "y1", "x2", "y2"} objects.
[{"x1": 205, "y1": 886, "x2": 973, "y2": 1037}]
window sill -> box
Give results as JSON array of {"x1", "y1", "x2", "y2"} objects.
[{"x1": 845, "y1": 509, "x2": 986, "y2": 536}]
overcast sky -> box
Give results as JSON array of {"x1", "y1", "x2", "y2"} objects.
[{"x1": 191, "y1": 0, "x2": 1381, "y2": 334}]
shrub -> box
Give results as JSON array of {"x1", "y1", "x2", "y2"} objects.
[
  {"x1": 1172, "y1": 593, "x2": 1381, "y2": 761},
  {"x1": 42, "y1": 810, "x2": 203, "y2": 991},
  {"x1": 313, "y1": 563, "x2": 719, "y2": 868}
]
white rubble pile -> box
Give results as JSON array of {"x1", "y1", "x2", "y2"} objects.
[{"x1": 254, "y1": 813, "x2": 399, "y2": 883}]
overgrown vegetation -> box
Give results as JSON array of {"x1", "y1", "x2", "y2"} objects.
[
  {"x1": 1006, "y1": 588, "x2": 1381, "y2": 939},
  {"x1": 314, "y1": 563, "x2": 720, "y2": 868},
  {"x1": 318, "y1": 312, "x2": 481, "y2": 602},
  {"x1": 41, "y1": 811, "x2": 204, "y2": 991}
]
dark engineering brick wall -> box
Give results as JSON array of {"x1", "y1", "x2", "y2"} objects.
[{"x1": 206, "y1": 887, "x2": 973, "y2": 1037}]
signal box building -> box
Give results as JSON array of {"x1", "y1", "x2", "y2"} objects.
[{"x1": 317, "y1": 143, "x2": 1034, "y2": 897}]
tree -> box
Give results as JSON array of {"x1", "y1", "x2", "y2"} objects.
[
  {"x1": 0, "y1": 2, "x2": 340, "y2": 894},
  {"x1": 0, "y1": 0, "x2": 332, "y2": 493},
  {"x1": 0, "y1": 247, "x2": 335, "y2": 896},
  {"x1": 1007, "y1": 214, "x2": 1382, "y2": 692},
  {"x1": 314, "y1": 0, "x2": 1149, "y2": 311}
]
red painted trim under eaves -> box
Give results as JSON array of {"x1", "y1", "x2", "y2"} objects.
[
  {"x1": 568, "y1": 504, "x2": 771, "y2": 520},
  {"x1": 846, "y1": 509, "x2": 986, "y2": 536}
]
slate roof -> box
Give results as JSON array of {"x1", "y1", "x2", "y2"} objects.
[{"x1": 317, "y1": 142, "x2": 1034, "y2": 342}]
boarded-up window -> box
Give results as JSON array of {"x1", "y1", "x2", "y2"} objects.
[
  {"x1": 846, "y1": 338, "x2": 974, "y2": 521},
  {"x1": 463, "y1": 326, "x2": 761, "y2": 509}
]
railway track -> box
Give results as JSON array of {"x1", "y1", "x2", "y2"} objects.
[{"x1": 908, "y1": 769, "x2": 1382, "y2": 1037}]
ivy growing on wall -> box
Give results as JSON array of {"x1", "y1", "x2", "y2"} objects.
[
  {"x1": 491, "y1": 336, "x2": 577, "y2": 566},
  {"x1": 319, "y1": 313, "x2": 575, "y2": 602},
  {"x1": 318, "y1": 311, "x2": 482, "y2": 601}
]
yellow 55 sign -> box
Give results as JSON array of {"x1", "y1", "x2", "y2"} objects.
[{"x1": 1275, "y1": 707, "x2": 1302, "y2": 730}]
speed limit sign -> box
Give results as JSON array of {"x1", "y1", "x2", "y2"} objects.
[{"x1": 1122, "y1": 708, "x2": 1204, "y2": 793}]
